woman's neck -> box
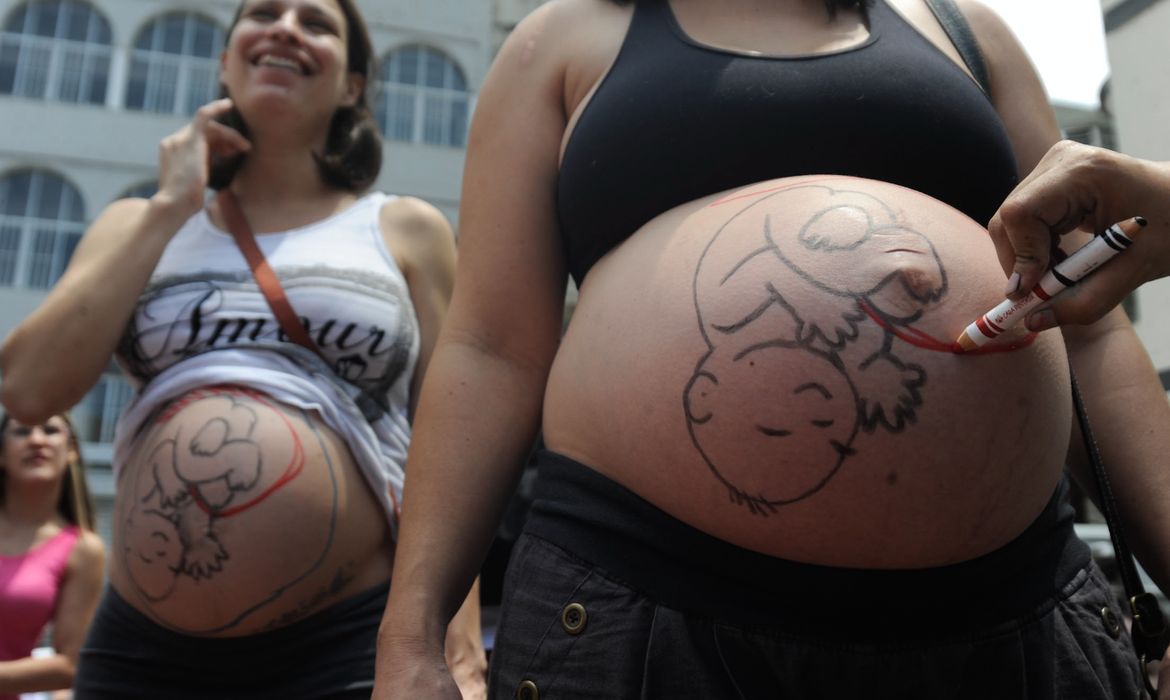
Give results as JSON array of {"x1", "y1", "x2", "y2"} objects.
[
  {"x1": 229, "y1": 142, "x2": 332, "y2": 205},
  {"x1": 222, "y1": 152, "x2": 357, "y2": 234}
]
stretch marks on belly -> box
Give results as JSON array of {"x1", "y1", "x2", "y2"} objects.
[{"x1": 684, "y1": 183, "x2": 1034, "y2": 515}]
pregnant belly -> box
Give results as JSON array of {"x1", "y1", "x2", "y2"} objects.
[
  {"x1": 544, "y1": 175, "x2": 1073, "y2": 567},
  {"x1": 109, "y1": 385, "x2": 392, "y2": 636}
]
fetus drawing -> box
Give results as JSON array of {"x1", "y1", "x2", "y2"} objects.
[
  {"x1": 120, "y1": 388, "x2": 329, "y2": 632},
  {"x1": 684, "y1": 184, "x2": 948, "y2": 514}
]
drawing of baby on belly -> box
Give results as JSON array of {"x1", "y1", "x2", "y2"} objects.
[
  {"x1": 120, "y1": 386, "x2": 332, "y2": 633},
  {"x1": 684, "y1": 184, "x2": 949, "y2": 515}
]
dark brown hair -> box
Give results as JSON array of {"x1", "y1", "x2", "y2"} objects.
[
  {"x1": 209, "y1": 0, "x2": 383, "y2": 192},
  {"x1": 0, "y1": 413, "x2": 97, "y2": 531}
]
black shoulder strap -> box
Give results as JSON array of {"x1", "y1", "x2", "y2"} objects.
[{"x1": 923, "y1": 0, "x2": 991, "y2": 95}]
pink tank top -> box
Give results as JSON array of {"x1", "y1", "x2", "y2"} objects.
[{"x1": 0, "y1": 526, "x2": 80, "y2": 666}]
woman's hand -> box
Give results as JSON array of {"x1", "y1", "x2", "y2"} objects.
[
  {"x1": 445, "y1": 580, "x2": 488, "y2": 700},
  {"x1": 450, "y1": 656, "x2": 488, "y2": 700},
  {"x1": 372, "y1": 584, "x2": 486, "y2": 700},
  {"x1": 987, "y1": 141, "x2": 1170, "y2": 330},
  {"x1": 154, "y1": 98, "x2": 251, "y2": 217}
]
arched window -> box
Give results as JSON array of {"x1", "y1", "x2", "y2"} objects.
[
  {"x1": 0, "y1": 168, "x2": 85, "y2": 289},
  {"x1": 125, "y1": 12, "x2": 223, "y2": 116},
  {"x1": 377, "y1": 46, "x2": 470, "y2": 148},
  {"x1": 0, "y1": 0, "x2": 112, "y2": 104}
]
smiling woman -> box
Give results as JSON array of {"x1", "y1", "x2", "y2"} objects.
[{"x1": 0, "y1": 1, "x2": 486, "y2": 699}]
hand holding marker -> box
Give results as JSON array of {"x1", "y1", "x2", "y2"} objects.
[{"x1": 956, "y1": 216, "x2": 1148, "y2": 351}]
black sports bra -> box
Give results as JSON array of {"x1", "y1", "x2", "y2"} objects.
[{"x1": 555, "y1": 0, "x2": 1019, "y2": 286}]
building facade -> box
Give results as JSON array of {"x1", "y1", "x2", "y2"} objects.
[
  {"x1": 0, "y1": 0, "x2": 503, "y2": 544},
  {"x1": 1100, "y1": 0, "x2": 1170, "y2": 389}
]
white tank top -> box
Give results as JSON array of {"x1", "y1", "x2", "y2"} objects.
[{"x1": 113, "y1": 192, "x2": 419, "y2": 533}]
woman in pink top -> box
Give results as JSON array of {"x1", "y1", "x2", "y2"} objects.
[{"x1": 0, "y1": 413, "x2": 104, "y2": 699}]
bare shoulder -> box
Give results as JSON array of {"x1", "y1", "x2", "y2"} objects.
[
  {"x1": 68, "y1": 530, "x2": 106, "y2": 571},
  {"x1": 951, "y1": 0, "x2": 1010, "y2": 28},
  {"x1": 505, "y1": 0, "x2": 628, "y2": 49},
  {"x1": 379, "y1": 196, "x2": 456, "y2": 281},
  {"x1": 950, "y1": 0, "x2": 1024, "y2": 54},
  {"x1": 494, "y1": 0, "x2": 631, "y2": 93},
  {"x1": 379, "y1": 195, "x2": 454, "y2": 241}
]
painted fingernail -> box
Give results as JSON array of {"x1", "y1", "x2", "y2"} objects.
[
  {"x1": 1004, "y1": 272, "x2": 1021, "y2": 296},
  {"x1": 1026, "y1": 309, "x2": 1057, "y2": 332}
]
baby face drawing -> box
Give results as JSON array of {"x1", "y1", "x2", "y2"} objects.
[{"x1": 685, "y1": 342, "x2": 859, "y2": 512}]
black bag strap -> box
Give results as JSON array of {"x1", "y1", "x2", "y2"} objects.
[
  {"x1": 923, "y1": 0, "x2": 991, "y2": 95},
  {"x1": 1071, "y1": 368, "x2": 1169, "y2": 696}
]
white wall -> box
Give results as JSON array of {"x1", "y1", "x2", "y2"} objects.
[
  {"x1": 1101, "y1": 0, "x2": 1170, "y2": 380},
  {"x1": 1105, "y1": 1, "x2": 1170, "y2": 161}
]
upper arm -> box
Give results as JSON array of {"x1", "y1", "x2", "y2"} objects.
[
  {"x1": 50, "y1": 532, "x2": 105, "y2": 662},
  {"x1": 957, "y1": 0, "x2": 1061, "y2": 176},
  {"x1": 445, "y1": 1, "x2": 580, "y2": 368},
  {"x1": 381, "y1": 197, "x2": 457, "y2": 412}
]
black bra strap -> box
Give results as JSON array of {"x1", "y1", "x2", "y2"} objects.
[{"x1": 923, "y1": 0, "x2": 991, "y2": 94}]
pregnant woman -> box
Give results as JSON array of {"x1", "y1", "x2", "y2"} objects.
[
  {"x1": 0, "y1": 1, "x2": 484, "y2": 697},
  {"x1": 374, "y1": 0, "x2": 1170, "y2": 697}
]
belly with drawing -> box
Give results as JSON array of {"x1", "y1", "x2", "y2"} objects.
[
  {"x1": 108, "y1": 385, "x2": 392, "y2": 637},
  {"x1": 543, "y1": 175, "x2": 1073, "y2": 567}
]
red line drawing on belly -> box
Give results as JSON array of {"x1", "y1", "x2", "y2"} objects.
[{"x1": 856, "y1": 300, "x2": 1038, "y2": 355}]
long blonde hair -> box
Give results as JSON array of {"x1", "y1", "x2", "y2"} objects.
[{"x1": 0, "y1": 412, "x2": 96, "y2": 531}]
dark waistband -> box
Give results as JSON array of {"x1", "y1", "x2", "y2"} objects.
[
  {"x1": 92, "y1": 582, "x2": 388, "y2": 658},
  {"x1": 524, "y1": 450, "x2": 1090, "y2": 635},
  {"x1": 78, "y1": 584, "x2": 386, "y2": 698}
]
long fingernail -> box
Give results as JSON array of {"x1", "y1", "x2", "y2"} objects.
[
  {"x1": 1003, "y1": 272, "x2": 1021, "y2": 296},
  {"x1": 1026, "y1": 309, "x2": 1056, "y2": 332}
]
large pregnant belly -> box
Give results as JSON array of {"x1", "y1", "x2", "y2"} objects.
[
  {"x1": 109, "y1": 385, "x2": 392, "y2": 636},
  {"x1": 544, "y1": 175, "x2": 1073, "y2": 568}
]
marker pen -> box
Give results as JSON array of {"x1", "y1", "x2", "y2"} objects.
[{"x1": 956, "y1": 216, "x2": 1147, "y2": 352}]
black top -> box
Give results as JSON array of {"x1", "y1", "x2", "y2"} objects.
[{"x1": 555, "y1": 0, "x2": 1019, "y2": 287}]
